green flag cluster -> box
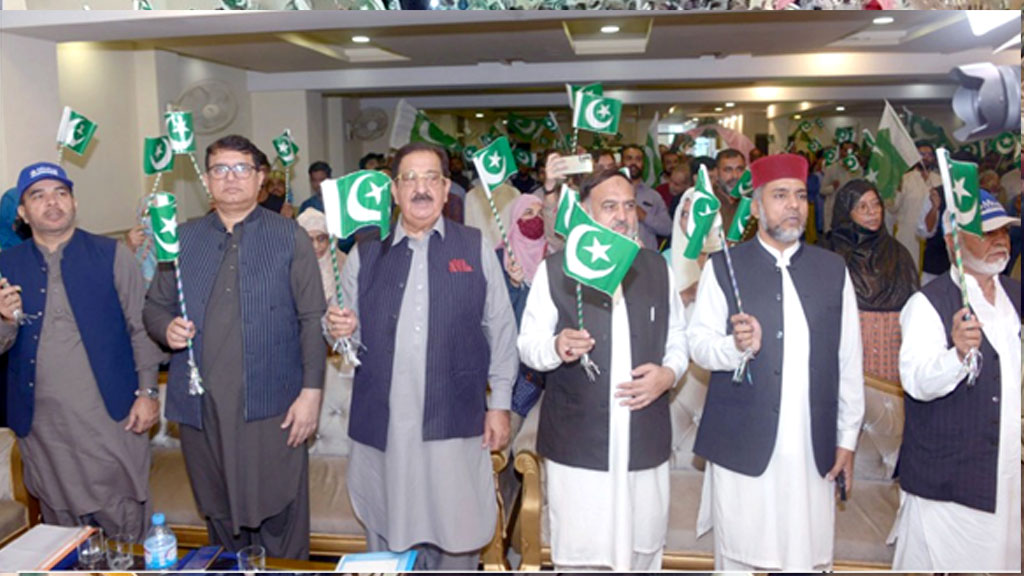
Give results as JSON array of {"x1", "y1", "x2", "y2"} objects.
[
  {"x1": 56, "y1": 106, "x2": 97, "y2": 156},
  {"x1": 684, "y1": 165, "x2": 722, "y2": 260},
  {"x1": 273, "y1": 129, "x2": 299, "y2": 167},
  {"x1": 938, "y1": 148, "x2": 983, "y2": 237},
  {"x1": 507, "y1": 113, "x2": 543, "y2": 142},
  {"x1": 149, "y1": 192, "x2": 180, "y2": 262},
  {"x1": 472, "y1": 137, "x2": 517, "y2": 198},
  {"x1": 164, "y1": 111, "x2": 196, "y2": 154},
  {"x1": 834, "y1": 126, "x2": 855, "y2": 144},
  {"x1": 572, "y1": 91, "x2": 622, "y2": 136},
  {"x1": 562, "y1": 200, "x2": 639, "y2": 296},
  {"x1": 322, "y1": 170, "x2": 393, "y2": 240},
  {"x1": 143, "y1": 136, "x2": 176, "y2": 175}
]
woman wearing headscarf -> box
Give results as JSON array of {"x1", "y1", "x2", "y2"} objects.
[
  {"x1": 498, "y1": 194, "x2": 548, "y2": 422},
  {"x1": 829, "y1": 179, "x2": 919, "y2": 382},
  {"x1": 665, "y1": 187, "x2": 722, "y2": 315},
  {"x1": 297, "y1": 209, "x2": 354, "y2": 456}
]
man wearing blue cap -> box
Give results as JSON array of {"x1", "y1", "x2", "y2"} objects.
[
  {"x1": 892, "y1": 189, "x2": 1021, "y2": 571},
  {"x1": 0, "y1": 162, "x2": 165, "y2": 542}
]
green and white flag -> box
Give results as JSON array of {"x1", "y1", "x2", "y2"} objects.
[
  {"x1": 835, "y1": 126, "x2": 854, "y2": 144},
  {"x1": 957, "y1": 141, "x2": 984, "y2": 161},
  {"x1": 684, "y1": 165, "x2": 722, "y2": 260},
  {"x1": 641, "y1": 112, "x2": 662, "y2": 188},
  {"x1": 861, "y1": 128, "x2": 876, "y2": 151},
  {"x1": 808, "y1": 139, "x2": 822, "y2": 153},
  {"x1": 507, "y1": 113, "x2": 543, "y2": 142},
  {"x1": 56, "y1": 106, "x2": 97, "y2": 156},
  {"x1": 842, "y1": 151, "x2": 861, "y2": 173},
  {"x1": 937, "y1": 148, "x2": 983, "y2": 237},
  {"x1": 729, "y1": 168, "x2": 753, "y2": 199},
  {"x1": 322, "y1": 170, "x2": 392, "y2": 240},
  {"x1": 472, "y1": 137, "x2": 517, "y2": 197},
  {"x1": 991, "y1": 132, "x2": 1018, "y2": 156},
  {"x1": 565, "y1": 82, "x2": 603, "y2": 109},
  {"x1": 164, "y1": 111, "x2": 195, "y2": 154},
  {"x1": 542, "y1": 113, "x2": 559, "y2": 133},
  {"x1": 273, "y1": 129, "x2": 299, "y2": 167},
  {"x1": 572, "y1": 92, "x2": 622, "y2": 136},
  {"x1": 814, "y1": 118, "x2": 826, "y2": 129},
  {"x1": 389, "y1": 99, "x2": 458, "y2": 150},
  {"x1": 798, "y1": 120, "x2": 813, "y2": 134},
  {"x1": 865, "y1": 101, "x2": 921, "y2": 201},
  {"x1": 903, "y1": 105, "x2": 953, "y2": 150},
  {"x1": 823, "y1": 147, "x2": 838, "y2": 167},
  {"x1": 727, "y1": 196, "x2": 753, "y2": 243},
  {"x1": 554, "y1": 184, "x2": 578, "y2": 238},
  {"x1": 143, "y1": 136, "x2": 176, "y2": 175},
  {"x1": 149, "y1": 192, "x2": 180, "y2": 262},
  {"x1": 513, "y1": 148, "x2": 533, "y2": 168},
  {"x1": 562, "y1": 201, "x2": 639, "y2": 296}
]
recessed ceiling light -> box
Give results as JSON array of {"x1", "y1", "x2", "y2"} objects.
[
  {"x1": 724, "y1": 102, "x2": 735, "y2": 108},
  {"x1": 714, "y1": 107, "x2": 724, "y2": 112},
  {"x1": 872, "y1": 17, "x2": 894, "y2": 26},
  {"x1": 793, "y1": 114, "x2": 802, "y2": 120},
  {"x1": 475, "y1": 112, "x2": 485, "y2": 119},
  {"x1": 352, "y1": 35, "x2": 371, "y2": 43},
  {"x1": 835, "y1": 106, "x2": 846, "y2": 112},
  {"x1": 600, "y1": 25, "x2": 620, "y2": 34}
]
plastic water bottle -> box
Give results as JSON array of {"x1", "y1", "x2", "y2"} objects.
[{"x1": 143, "y1": 512, "x2": 178, "y2": 570}]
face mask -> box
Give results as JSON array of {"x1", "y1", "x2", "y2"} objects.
[{"x1": 517, "y1": 215, "x2": 545, "y2": 240}]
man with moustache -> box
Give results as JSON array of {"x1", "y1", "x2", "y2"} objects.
[
  {"x1": 889, "y1": 141, "x2": 942, "y2": 271},
  {"x1": 144, "y1": 135, "x2": 326, "y2": 559},
  {"x1": 329, "y1": 142, "x2": 519, "y2": 569},
  {"x1": 518, "y1": 169, "x2": 689, "y2": 570},
  {"x1": 620, "y1": 144, "x2": 672, "y2": 250},
  {"x1": 890, "y1": 191, "x2": 1020, "y2": 571},
  {"x1": 712, "y1": 148, "x2": 747, "y2": 232},
  {"x1": 687, "y1": 154, "x2": 865, "y2": 570},
  {"x1": 0, "y1": 162, "x2": 164, "y2": 541}
]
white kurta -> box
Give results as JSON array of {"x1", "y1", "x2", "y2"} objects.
[
  {"x1": 517, "y1": 258, "x2": 689, "y2": 570},
  {"x1": 687, "y1": 238, "x2": 865, "y2": 570},
  {"x1": 890, "y1": 169, "x2": 941, "y2": 272},
  {"x1": 890, "y1": 269, "x2": 1021, "y2": 571}
]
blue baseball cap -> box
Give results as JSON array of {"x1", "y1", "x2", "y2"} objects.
[
  {"x1": 17, "y1": 162, "x2": 74, "y2": 196},
  {"x1": 943, "y1": 189, "x2": 1020, "y2": 235}
]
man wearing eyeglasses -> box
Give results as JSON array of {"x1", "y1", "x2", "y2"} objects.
[
  {"x1": 328, "y1": 142, "x2": 519, "y2": 569},
  {"x1": 143, "y1": 135, "x2": 327, "y2": 559}
]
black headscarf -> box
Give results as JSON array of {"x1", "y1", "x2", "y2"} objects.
[{"x1": 829, "y1": 179, "x2": 919, "y2": 312}]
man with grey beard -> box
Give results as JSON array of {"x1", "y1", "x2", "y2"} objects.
[
  {"x1": 687, "y1": 154, "x2": 864, "y2": 570},
  {"x1": 890, "y1": 190, "x2": 1020, "y2": 571}
]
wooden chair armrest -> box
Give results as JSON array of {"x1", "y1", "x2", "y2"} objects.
[{"x1": 513, "y1": 450, "x2": 543, "y2": 571}]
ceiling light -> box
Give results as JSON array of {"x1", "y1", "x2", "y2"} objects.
[
  {"x1": 714, "y1": 107, "x2": 723, "y2": 112},
  {"x1": 872, "y1": 17, "x2": 894, "y2": 26},
  {"x1": 352, "y1": 35, "x2": 370, "y2": 43},
  {"x1": 965, "y1": 11, "x2": 1019, "y2": 37},
  {"x1": 835, "y1": 106, "x2": 846, "y2": 112},
  {"x1": 475, "y1": 112, "x2": 485, "y2": 119},
  {"x1": 793, "y1": 114, "x2": 802, "y2": 120},
  {"x1": 724, "y1": 102, "x2": 735, "y2": 108},
  {"x1": 600, "y1": 25, "x2": 620, "y2": 34}
]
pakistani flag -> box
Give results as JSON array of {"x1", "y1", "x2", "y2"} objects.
[
  {"x1": 322, "y1": 170, "x2": 392, "y2": 240},
  {"x1": 938, "y1": 149, "x2": 983, "y2": 237},
  {"x1": 823, "y1": 147, "x2": 838, "y2": 167},
  {"x1": 507, "y1": 113, "x2": 543, "y2": 142},
  {"x1": 729, "y1": 169, "x2": 753, "y2": 199},
  {"x1": 513, "y1": 148, "x2": 533, "y2": 168},
  {"x1": 815, "y1": 118, "x2": 826, "y2": 129},
  {"x1": 799, "y1": 120, "x2": 813, "y2": 134},
  {"x1": 143, "y1": 136, "x2": 176, "y2": 175},
  {"x1": 554, "y1": 184, "x2": 578, "y2": 238},
  {"x1": 56, "y1": 106, "x2": 97, "y2": 156},
  {"x1": 149, "y1": 192, "x2": 180, "y2": 262},
  {"x1": 808, "y1": 139, "x2": 822, "y2": 153},
  {"x1": 991, "y1": 132, "x2": 1018, "y2": 156},
  {"x1": 542, "y1": 113, "x2": 559, "y2": 134},
  {"x1": 727, "y1": 196, "x2": 754, "y2": 243},
  {"x1": 273, "y1": 130, "x2": 299, "y2": 167},
  {"x1": 411, "y1": 113, "x2": 458, "y2": 150},
  {"x1": 472, "y1": 137, "x2": 517, "y2": 197},
  {"x1": 957, "y1": 141, "x2": 984, "y2": 161},
  {"x1": 566, "y1": 83, "x2": 603, "y2": 109},
  {"x1": 641, "y1": 112, "x2": 662, "y2": 188},
  {"x1": 685, "y1": 165, "x2": 722, "y2": 260},
  {"x1": 862, "y1": 129, "x2": 876, "y2": 151},
  {"x1": 562, "y1": 201, "x2": 639, "y2": 297},
  {"x1": 164, "y1": 111, "x2": 196, "y2": 154},
  {"x1": 389, "y1": 99, "x2": 458, "y2": 150},
  {"x1": 903, "y1": 106, "x2": 953, "y2": 150},
  {"x1": 573, "y1": 92, "x2": 622, "y2": 136},
  {"x1": 835, "y1": 126, "x2": 854, "y2": 144},
  {"x1": 842, "y1": 154, "x2": 861, "y2": 173},
  {"x1": 865, "y1": 101, "x2": 921, "y2": 201}
]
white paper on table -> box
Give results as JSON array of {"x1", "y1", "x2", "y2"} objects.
[{"x1": 0, "y1": 524, "x2": 93, "y2": 569}]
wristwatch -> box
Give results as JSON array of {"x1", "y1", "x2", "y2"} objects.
[{"x1": 135, "y1": 387, "x2": 159, "y2": 400}]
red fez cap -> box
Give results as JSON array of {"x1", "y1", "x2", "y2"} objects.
[{"x1": 749, "y1": 154, "x2": 808, "y2": 190}]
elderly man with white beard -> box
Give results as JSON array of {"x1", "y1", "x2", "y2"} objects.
[{"x1": 890, "y1": 190, "x2": 1021, "y2": 571}]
